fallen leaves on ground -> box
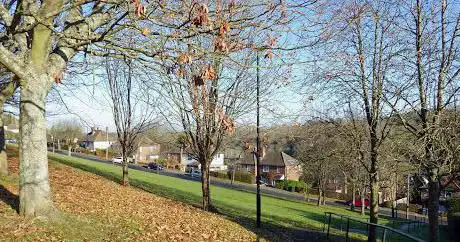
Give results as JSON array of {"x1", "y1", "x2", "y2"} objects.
[{"x1": 0, "y1": 156, "x2": 256, "y2": 241}]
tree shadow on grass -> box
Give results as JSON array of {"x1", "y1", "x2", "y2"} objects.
[{"x1": 0, "y1": 184, "x2": 19, "y2": 213}]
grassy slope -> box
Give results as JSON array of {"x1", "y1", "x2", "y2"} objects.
[
  {"x1": 1, "y1": 146, "x2": 257, "y2": 241},
  {"x1": 48, "y1": 152, "x2": 403, "y2": 240}
]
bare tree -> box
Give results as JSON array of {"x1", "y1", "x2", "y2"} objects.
[
  {"x1": 0, "y1": 0, "x2": 160, "y2": 216},
  {"x1": 106, "y1": 57, "x2": 154, "y2": 186},
  {"x1": 297, "y1": 121, "x2": 339, "y2": 206},
  {"x1": 149, "y1": 0, "x2": 303, "y2": 211},
  {"x1": 309, "y1": 1, "x2": 404, "y2": 240},
  {"x1": 48, "y1": 119, "x2": 82, "y2": 152},
  {"x1": 386, "y1": 1, "x2": 460, "y2": 240}
]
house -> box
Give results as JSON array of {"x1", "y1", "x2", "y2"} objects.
[
  {"x1": 85, "y1": 128, "x2": 116, "y2": 151},
  {"x1": 4, "y1": 124, "x2": 19, "y2": 134},
  {"x1": 420, "y1": 175, "x2": 460, "y2": 202},
  {"x1": 237, "y1": 149, "x2": 301, "y2": 183},
  {"x1": 133, "y1": 137, "x2": 160, "y2": 163},
  {"x1": 161, "y1": 148, "x2": 226, "y2": 171}
]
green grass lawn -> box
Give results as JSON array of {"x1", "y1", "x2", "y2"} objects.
[{"x1": 48, "y1": 152, "x2": 416, "y2": 241}]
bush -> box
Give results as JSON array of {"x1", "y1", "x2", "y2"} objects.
[
  {"x1": 210, "y1": 171, "x2": 230, "y2": 180},
  {"x1": 381, "y1": 201, "x2": 393, "y2": 208},
  {"x1": 274, "y1": 180, "x2": 307, "y2": 193},
  {"x1": 447, "y1": 198, "x2": 460, "y2": 214},
  {"x1": 275, "y1": 181, "x2": 285, "y2": 190},
  {"x1": 395, "y1": 203, "x2": 419, "y2": 213},
  {"x1": 324, "y1": 191, "x2": 348, "y2": 200},
  {"x1": 232, "y1": 171, "x2": 255, "y2": 184},
  {"x1": 448, "y1": 212, "x2": 460, "y2": 239}
]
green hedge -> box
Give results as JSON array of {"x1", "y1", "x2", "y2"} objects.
[
  {"x1": 275, "y1": 180, "x2": 306, "y2": 193},
  {"x1": 209, "y1": 171, "x2": 255, "y2": 184},
  {"x1": 382, "y1": 201, "x2": 393, "y2": 208},
  {"x1": 232, "y1": 171, "x2": 256, "y2": 184},
  {"x1": 447, "y1": 198, "x2": 460, "y2": 214},
  {"x1": 447, "y1": 198, "x2": 460, "y2": 238},
  {"x1": 395, "y1": 203, "x2": 418, "y2": 213},
  {"x1": 92, "y1": 148, "x2": 118, "y2": 159},
  {"x1": 210, "y1": 171, "x2": 230, "y2": 180},
  {"x1": 448, "y1": 212, "x2": 460, "y2": 239}
]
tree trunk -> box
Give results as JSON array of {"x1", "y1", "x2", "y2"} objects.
[
  {"x1": 19, "y1": 82, "x2": 54, "y2": 217},
  {"x1": 180, "y1": 146, "x2": 183, "y2": 170},
  {"x1": 428, "y1": 176, "x2": 440, "y2": 242},
  {"x1": 57, "y1": 139, "x2": 60, "y2": 150},
  {"x1": 305, "y1": 185, "x2": 310, "y2": 202},
  {"x1": 201, "y1": 161, "x2": 211, "y2": 211},
  {"x1": 317, "y1": 188, "x2": 322, "y2": 206},
  {"x1": 361, "y1": 188, "x2": 365, "y2": 216},
  {"x1": 351, "y1": 183, "x2": 356, "y2": 211},
  {"x1": 122, "y1": 160, "x2": 129, "y2": 186},
  {"x1": 0, "y1": 106, "x2": 7, "y2": 176},
  {"x1": 344, "y1": 172, "x2": 348, "y2": 194},
  {"x1": 68, "y1": 144, "x2": 71, "y2": 156},
  {"x1": 368, "y1": 173, "x2": 379, "y2": 242},
  {"x1": 231, "y1": 167, "x2": 235, "y2": 185}
]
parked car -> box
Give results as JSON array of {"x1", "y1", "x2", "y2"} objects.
[
  {"x1": 112, "y1": 157, "x2": 134, "y2": 164},
  {"x1": 260, "y1": 177, "x2": 269, "y2": 186},
  {"x1": 188, "y1": 170, "x2": 201, "y2": 178},
  {"x1": 147, "y1": 162, "x2": 163, "y2": 171},
  {"x1": 112, "y1": 157, "x2": 123, "y2": 164},
  {"x1": 348, "y1": 199, "x2": 370, "y2": 208},
  {"x1": 5, "y1": 139, "x2": 17, "y2": 144}
]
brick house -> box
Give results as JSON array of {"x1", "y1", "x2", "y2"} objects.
[
  {"x1": 161, "y1": 147, "x2": 225, "y2": 171},
  {"x1": 237, "y1": 150, "x2": 301, "y2": 183},
  {"x1": 133, "y1": 136, "x2": 160, "y2": 163}
]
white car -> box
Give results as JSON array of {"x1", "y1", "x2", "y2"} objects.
[{"x1": 112, "y1": 157, "x2": 123, "y2": 164}]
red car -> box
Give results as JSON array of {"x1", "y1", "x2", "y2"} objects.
[{"x1": 349, "y1": 199, "x2": 370, "y2": 208}]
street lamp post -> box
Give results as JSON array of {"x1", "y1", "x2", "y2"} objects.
[
  {"x1": 255, "y1": 52, "x2": 261, "y2": 228},
  {"x1": 406, "y1": 174, "x2": 410, "y2": 219},
  {"x1": 105, "y1": 126, "x2": 109, "y2": 160}
]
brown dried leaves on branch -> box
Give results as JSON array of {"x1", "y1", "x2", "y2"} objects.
[
  {"x1": 214, "y1": 36, "x2": 229, "y2": 52},
  {"x1": 202, "y1": 64, "x2": 217, "y2": 80},
  {"x1": 191, "y1": 4, "x2": 210, "y2": 26},
  {"x1": 219, "y1": 107, "x2": 235, "y2": 134},
  {"x1": 178, "y1": 53, "x2": 193, "y2": 64},
  {"x1": 219, "y1": 22, "x2": 230, "y2": 37}
]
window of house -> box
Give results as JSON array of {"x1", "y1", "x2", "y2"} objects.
[
  {"x1": 263, "y1": 165, "x2": 269, "y2": 172},
  {"x1": 276, "y1": 166, "x2": 280, "y2": 173},
  {"x1": 246, "y1": 165, "x2": 250, "y2": 172}
]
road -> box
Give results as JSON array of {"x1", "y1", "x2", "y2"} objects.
[
  {"x1": 50, "y1": 150, "x2": 432, "y2": 223},
  {"x1": 51, "y1": 150, "x2": 341, "y2": 205}
]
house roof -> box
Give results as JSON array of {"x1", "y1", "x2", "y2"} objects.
[
  {"x1": 86, "y1": 130, "x2": 117, "y2": 142},
  {"x1": 161, "y1": 147, "x2": 192, "y2": 155},
  {"x1": 282, "y1": 152, "x2": 299, "y2": 166},
  {"x1": 6, "y1": 124, "x2": 18, "y2": 130},
  {"x1": 137, "y1": 136, "x2": 158, "y2": 147},
  {"x1": 238, "y1": 150, "x2": 298, "y2": 167}
]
